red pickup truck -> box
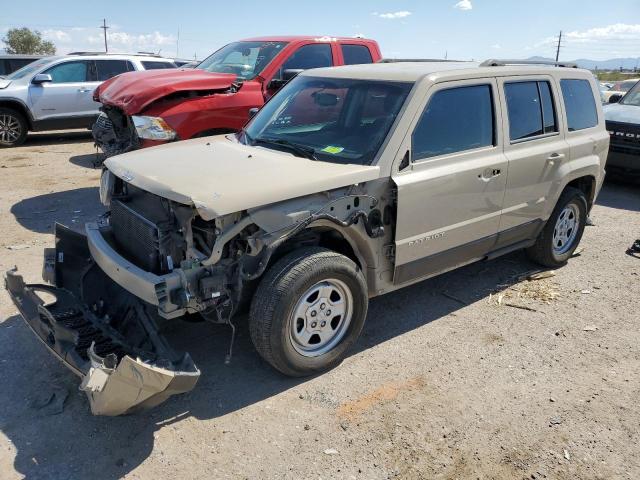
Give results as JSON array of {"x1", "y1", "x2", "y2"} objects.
[{"x1": 93, "y1": 35, "x2": 382, "y2": 156}]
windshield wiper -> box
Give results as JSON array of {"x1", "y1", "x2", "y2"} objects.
[{"x1": 252, "y1": 137, "x2": 318, "y2": 161}]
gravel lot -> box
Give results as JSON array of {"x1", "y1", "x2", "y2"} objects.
[{"x1": 0, "y1": 133, "x2": 639, "y2": 480}]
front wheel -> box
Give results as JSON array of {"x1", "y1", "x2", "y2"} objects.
[
  {"x1": 527, "y1": 187, "x2": 588, "y2": 267},
  {"x1": 0, "y1": 108, "x2": 28, "y2": 147},
  {"x1": 249, "y1": 247, "x2": 368, "y2": 377}
]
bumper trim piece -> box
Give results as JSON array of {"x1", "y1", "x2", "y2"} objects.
[{"x1": 85, "y1": 222, "x2": 184, "y2": 317}]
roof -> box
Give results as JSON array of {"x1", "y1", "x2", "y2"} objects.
[
  {"x1": 301, "y1": 61, "x2": 592, "y2": 82},
  {"x1": 239, "y1": 35, "x2": 377, "y2": 44}
]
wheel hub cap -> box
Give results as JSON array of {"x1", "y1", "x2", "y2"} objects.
[
  {"x1": 289, "y1": 279, "x2": 352, "y2": 357},
  {"x1": 552, "y1": 204, "x2": 579, "y2": 254},
  {"x1": 0, "y1": 115, "x2": 21, "y2": 143}
]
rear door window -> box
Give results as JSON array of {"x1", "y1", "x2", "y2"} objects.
[
  {"x1": 141, "y1": 61, "x2": 176, "y2": 70},
  {"x1": 95, "y1": 60, "x2": 134, "y2": 81},
  {"x1": 341, "y1": 44, "x2": 373, "y2": 65},
  {"x1": 560, "y1": 79, "x2": 598, "y2": 131},
  {"x1": 44, "y1": 61, "x2": 90, "y2": 83},
  {"x1": 505, "y1": 80, "x2": 558, "y2": 141},
  {"x1": 412, "y1": 84, "x2": 495, "y2": 160}
]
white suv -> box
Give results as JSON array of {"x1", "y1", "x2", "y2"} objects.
[{"x1": 0, "y1": 53, "x2": 176, "y2": 147}]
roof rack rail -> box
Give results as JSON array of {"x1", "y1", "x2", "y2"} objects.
[
  {"x1": 67, "y1": 51, "x2": 163, "y2": 57},
  {"x1": 378, "y1": 58, "x2": 466, "y2": 63},
  {"x1": 480, "y1": 59, "x2": 578, "y2": 68}
]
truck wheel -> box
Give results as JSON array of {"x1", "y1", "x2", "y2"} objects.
[
  {"x1": 526, "y1": 187, "x2": 587, "y2": 268},
  {"x1": 0, "y1": 108, "x2": 28, "y2": 147},
  {"x1": 249, "y1": 247, "x2": 368, "y2": 377}
]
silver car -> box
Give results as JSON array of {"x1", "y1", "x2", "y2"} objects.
[{"x1": 0, "y1": 53, "x2": 176, "y2": 147}]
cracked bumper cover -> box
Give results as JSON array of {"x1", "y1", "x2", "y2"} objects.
[{"x1": 4, "y1": 224, "x2": 200, "y2": 416}]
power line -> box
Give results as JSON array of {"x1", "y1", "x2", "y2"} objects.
[{"x1": 99, "y1": 19, "x2": 109, "y2": 52}]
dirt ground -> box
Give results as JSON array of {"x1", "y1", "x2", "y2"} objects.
[{"x1": 0, "y1": 132, "x2": 639, "y2": 480}]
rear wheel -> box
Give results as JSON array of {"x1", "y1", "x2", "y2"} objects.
[
  {"x1": 0, "y1": 108, "x2": 28, "y2": 147},
  {"x1": 526, "y1": 187, "x2": 588, "y2": 267},
  {"x1": 249, "y1": 247, "x2": 368, "y2": 377}
]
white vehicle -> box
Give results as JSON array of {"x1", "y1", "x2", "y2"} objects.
[{"x1": 0, "y1": 53, "x2": 176, "y2": 147}]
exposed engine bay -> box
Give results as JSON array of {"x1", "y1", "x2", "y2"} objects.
[{"x1": 5, "y1": 173, "x2": 389, "y2": 415}]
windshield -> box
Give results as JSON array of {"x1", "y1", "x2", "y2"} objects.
[
  {"x1": 621, "y1": 81, "x2": 640, "y2": 106},
  {"x1": 197, "y1": 41, "x2": 287, "y2": 80},
  {"x1": 242, "y1": 76, "x2": 413, "y2": 165},
  {"x1": 6, "y1": 58, "x2": 52, "y2": 80},
  {"x1": 613, "y1": 80, "x2": 639, "y2": 92}
]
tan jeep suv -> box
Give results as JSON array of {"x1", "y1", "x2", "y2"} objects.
[{"x1": 6, "y1": 59, "x2": 609, "y2": 415}]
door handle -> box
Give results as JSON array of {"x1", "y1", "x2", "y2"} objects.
[
  {"x1": 478, "y1": 168, "x2": 502, "y2": 181},
  {"x1": 77, "y1": 88, "x2": 92, "y2": 93},
  {"x1": 547, "y1": 153, "x2": 565, "y2": 162}
]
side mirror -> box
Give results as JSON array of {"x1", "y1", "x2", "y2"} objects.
[
  {"x1": 282, "y1": 69, "x2": 303, "y2": 81},
  {"x1": 32, "y1": 73, "x2": 52, "y2": 84},
  {"x1": 267, "y1": 69, "x2": 304, "y2": 90},
  {"x1": 248, "y1": 107, "x2": 259, "y2": 119},
  {"x1": 609, "y1": 94, "x2": 622, "y2": 104}
]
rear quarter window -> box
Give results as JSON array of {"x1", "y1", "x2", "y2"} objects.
[
  {"x1": 341, "y1": 45, "x2": 374, "y2": 65},
  {"x1": 560, "y1": 79, "x2": 598, "y2": 131}
]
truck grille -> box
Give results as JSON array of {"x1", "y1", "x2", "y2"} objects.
[
  {"x1": 606, "y1": 121, "x2": 640, "y2": 148},
  {"x1": 111, "y1": 200, "x2": 162, "y2": 273},
  {"x1": 95, "y1": 113, "x2": 113, "y2": 130}
]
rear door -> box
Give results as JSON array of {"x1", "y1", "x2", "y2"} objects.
[
  {"x1": 339, "y1": 44, "x2": 375, "y2": 65},
  {"x1": 29, "y1": 60, "x2": 97, "y2": 120},
  {"x1": 392, "y1": 78, "x2": 508, "y2": 284},
  {"x1": 497, "y1": 76, "x2": 570, "y2": 233}
]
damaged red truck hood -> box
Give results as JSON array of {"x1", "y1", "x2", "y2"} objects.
[{"x1": 95, "y1": 69, "x2": 239, "y2": 115}]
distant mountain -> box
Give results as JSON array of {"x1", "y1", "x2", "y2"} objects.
[{"x1": 527, "y1": 56, "x2": 639, "y2": 70}]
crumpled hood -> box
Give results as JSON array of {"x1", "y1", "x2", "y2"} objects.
[
  {"x1": 0, "y1": 79, "x2": 11, "y2": 89},
  {"x1": 105, "y1": 136, "x2": 380, "y2": 220},
  {"x1": 95, "y1": 69, "x2": 238, "y2": 115},
  {"x1": 604, "y1": 103, "x2": 640, "y2": 124}
]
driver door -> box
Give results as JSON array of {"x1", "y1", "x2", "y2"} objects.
[
  {"x1": 392, "y1": 79, "x2": 508, "y2": 285},
  {"x1": 29, "y1": 60, "x2": 99, "y2": 121},
  {"x1": 265, "y1": 43, "x2": 335, "y2": 99}
]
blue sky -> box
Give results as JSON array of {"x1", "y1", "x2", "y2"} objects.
[{"x1": 1, "y1": 0, "x2": 639, "y2": 61}]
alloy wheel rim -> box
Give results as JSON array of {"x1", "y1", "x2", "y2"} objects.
[
  {"x1": 553, "y1": 204, "x2": 580, "y2": 255},
  {"x1": 0, "y1": 114, "x2": 21, "y2": 144},
  {"x1": 289, "y1": 278, "x2": 353, "y2": 357}
]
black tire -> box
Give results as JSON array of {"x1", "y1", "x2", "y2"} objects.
[
  {"x1": 249, "y1": 247, "x2": 368, "y2": 377},
  {"x1": 0, "y1": 107, "x2": 28, "y2": 147},
  {"x1": 526, "y1": 187, "x2": 588, "y2": 268}
]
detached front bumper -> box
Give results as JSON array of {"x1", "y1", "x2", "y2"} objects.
[{"x1": 5, "y1": 224, "x2": 200, "y2": 416}]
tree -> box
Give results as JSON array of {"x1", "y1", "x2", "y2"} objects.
[{"x1": 2, "y1": 28, "x2": 56, "y2": 55}]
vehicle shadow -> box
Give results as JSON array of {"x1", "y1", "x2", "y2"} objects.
[
  {"x1": 20, "y1": 130, "x2": 93, "y2": 147},
  {"x1": 0, "y1": 251, "x2": 539, "y2": 479},
  {"x1": 69, "y1": 152, "x2": 104, "y2": 169},
  {"x1": 597, "y1": 177, "x2": 640, "y2": 212},
  {"x1": 10, "y1": 187, "x2": 104, "y2": 235}
]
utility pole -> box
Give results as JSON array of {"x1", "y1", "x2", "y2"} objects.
[
  {"x1": 100, "y1": 19, "x2": 109, "y2": 53},
  {"x1": 176, "y1": 28, "x2": 180, "y2": 58},
  {"x1": 555, "y1": 30, "x2": 562, "y2": 62}
]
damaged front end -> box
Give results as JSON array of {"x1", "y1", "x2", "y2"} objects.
[
  {"x1": 5, "y1": 225, "x2": 199, "y2": 416},
  {"x1": 92, "y1": 109, "x2": 140, "y2": 159}
]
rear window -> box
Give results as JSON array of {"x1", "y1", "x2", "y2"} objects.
[
  {"x1": 412, "y1": 84, "x2": 495, "y2": 160},
  {"x1": 142, "y1": 61, "x2": 176, "y2": 70},
  {"x1": 560, "y1": 79, "x2": 598, "y2": 131},
  {"x1": 341, "y1": 45, "x2": 373, "y2": 65},
  {"x1": 505, "y1": 81, "x2": 558, "y2": 141},
  {"x1": 95, "y1": 60, "x2": 134, "y2": 81}
]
